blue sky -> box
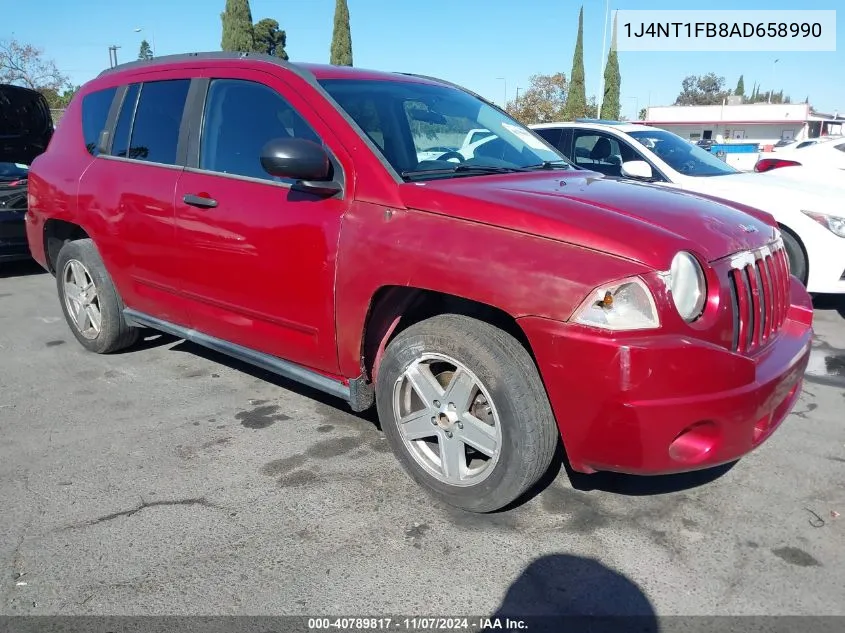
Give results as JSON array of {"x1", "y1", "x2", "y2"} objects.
[{"x1": 5, "y1": 0, "x2": 844, "y2": 116}]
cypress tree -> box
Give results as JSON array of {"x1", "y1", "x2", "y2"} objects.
[
  {"x1": 734, "y1": 75, "x2": 745, "y2": 97},
  {"x1": 330, "y1": 0, "x2": 353, "y2": 66},
  {"x1": 221, "y1": 0, "x2": 255, "y2": 53},
  {"x1": 563, "y1": 6, "x2": 587, "y2": 120},
  {"x1": 138, "y1": 40, "x2": 153, "y2": 61},
  {"x1": 601, "y1": 12, "x2": 620, "y2": 120}
]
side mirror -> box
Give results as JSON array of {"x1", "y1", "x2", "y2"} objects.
[
  {"x1": 260, "y1": 138, "x2": 342, "y2": 196},
  {"x1": 620, "y1": 160, "x2": 654, "y2": 180}
]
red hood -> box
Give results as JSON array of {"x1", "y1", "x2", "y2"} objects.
[{"x1": 399, "y1": 171, "x2": 778, "y2": 269}]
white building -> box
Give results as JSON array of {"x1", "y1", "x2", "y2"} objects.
[{"x1": 642, "y1": 102, "x2": 843, "y2": 148}]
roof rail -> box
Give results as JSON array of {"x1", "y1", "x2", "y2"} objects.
[
  {"x1": 574, "y1": 117, "x2": 627, "y2": 125},
  {"x1": 97, "y1": 50, "x2": 307, "y2": 79}
]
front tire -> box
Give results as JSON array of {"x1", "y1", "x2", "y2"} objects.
[
  {"x1": 55, "y1": 239, "x2": 139, "y2": 354},
  {"x1": 375, "y1": 314, "x2": 558, "y2": 513},
  {"x1": 781, "y1": 228, "x2": 808, "y2": 286}
]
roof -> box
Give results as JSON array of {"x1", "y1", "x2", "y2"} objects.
[
  {"x1": 97, "y1": 51, "x2": 444, "y2": 86},
  {"x1": 529, "y1": 121, "x2": 653, "y2": 133}
]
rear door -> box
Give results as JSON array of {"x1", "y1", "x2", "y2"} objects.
[{"x1": 77, "y1": 71, "x2": 196, "y2": 325}]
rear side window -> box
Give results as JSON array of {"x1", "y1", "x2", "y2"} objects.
[
  {"x1": 112, "y1": 84, "x2": 140, "y2": 158},
  {"x1": 81, "y1": 87, "x2": 117, "y2": 156},
  {"x1": 113, "y1": 79, "x2": 190, "y2": 165}
]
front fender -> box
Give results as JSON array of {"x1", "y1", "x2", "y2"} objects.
[{"x1": 333, "y1": 201, "x2": 651, "y2": 378}]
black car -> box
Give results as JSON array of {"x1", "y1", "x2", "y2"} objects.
[
  {"x1": 0, "y1": 83, "x2": 53, "y2": 262},
  {"x1": 695, "y1": 138, "x2": 715, "y2": 152}
]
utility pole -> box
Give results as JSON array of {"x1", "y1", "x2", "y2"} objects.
[
  {"x1": 596, "y1": 0, "x2": 611, "y2": 119},
  {"x1": 768, "y1": 59, "x2": 779, "y2": 104},
  {"x1": 496, "y1": 77, "x2": 507, "y2": 108},
  {"x1": 108, "y1": 45, "x2": 121, "y2": 68}
]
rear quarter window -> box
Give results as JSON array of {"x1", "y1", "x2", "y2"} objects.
[{"x1": 81, "y1": 87, "x2": 117, "y2": 156}]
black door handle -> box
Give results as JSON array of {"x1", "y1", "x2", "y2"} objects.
[{"x1": 183, "y1": 193, "x2": 218, "y2": 209}]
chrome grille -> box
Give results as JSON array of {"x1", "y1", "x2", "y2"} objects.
[{"x1": 727, "y1": 240, "x2": 790, "y2": 353}]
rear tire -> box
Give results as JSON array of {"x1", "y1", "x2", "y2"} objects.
[
  {"x1": 375, "y1": 314, "x2": 558, "y2": 513},
  {"x1": 781, "y1": 228, "x2": 808, "y2": 286},
  {"x1": 55, "y1": 239, "x2": 139, "y2": 354}
]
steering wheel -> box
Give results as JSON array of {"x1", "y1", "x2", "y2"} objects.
[{"x1": 435, "y1": 150, "x2": 465, "y2": 163}]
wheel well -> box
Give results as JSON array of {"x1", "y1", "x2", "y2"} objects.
[
  {"x1": 43, "y1": 220, "x2": 89, "y2": 274},
  {"x1": 777, "y1": 222, "x2": 809, "y2": 279},
  {"x1": 361, "y1": 286, "x2": 534, "y2": 385}
]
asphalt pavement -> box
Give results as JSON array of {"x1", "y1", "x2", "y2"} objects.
[{"x1": 1, "y1": 260, "x2": 843, "y2": 618}]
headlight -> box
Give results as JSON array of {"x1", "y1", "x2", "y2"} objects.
[
  {"x1": 802, "y1": 210, "x2": 845, "y2": 238},
  {"x1": 669, "y1": 252, "x2": 706, "y2": 322},
  {"x1": 572, "y1": 276, "x2": 660, "y2": 331}
]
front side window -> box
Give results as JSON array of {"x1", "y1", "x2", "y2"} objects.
[
  {"x1": 199, "y1": 79, "x2": 321, "y2": 182},
  {"x1": 126, "y1": 79, "x2": 190, "y2": 165},
  {"x1": 834, "y1": 142, "x2": 845, "y2": 153},
  {"x1": 628, "y1": 129, "x2": 738, "y2": 177},
  {"x1": 533, "y1": 127, "x2": 562, "y2": 148},
  {"x1": 570, "y1": 131, "x2": 641, "y2": 178},
  {"x1": 81, "y1": 87, "x2": 117, "y2": 156},
  {"x1": 319, "y1": 79, "x2": 569, "y2": 180}
]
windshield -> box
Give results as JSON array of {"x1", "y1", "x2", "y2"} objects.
[
  {"x1": 628, "y1": 129, "x2": 738, "y2": 177},
  {"x1": 0, "y1": 162, "x2": 29, "y2": 182},
  {"x1": 318, "y1": 79, "x2": 570, "y2": 180}
]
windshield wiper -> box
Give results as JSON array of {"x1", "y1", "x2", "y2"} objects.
[
  {"x1": 521, "y1": 160, "x2": 572, "y2": 170},
  {"x1": 400, "y1": 164, "x2": 525, "y2": 180}
]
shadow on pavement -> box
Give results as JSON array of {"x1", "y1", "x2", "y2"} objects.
[
  {"x1": 565, "y1": 460, "x2": 737, "y2": 496},
  {"x1": 812, "y1": 293, "x2": 845, "y2": 319},
  {"x1": 484, "y1": 554, "x2": 657, "y2": 632},
  {"x1": 0, "y1": 259, "x2": 46, "y2": 279},
  {"x1": 168, "y1": 339, "x2": 381, "y2": 428}
]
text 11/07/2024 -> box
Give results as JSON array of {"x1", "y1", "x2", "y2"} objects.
[
  {"x1": 614, "y1": 9, "x2": 836, "y2": 52},
  {"x1": 308, "y1": 617, "x2": 528, "y2": 631}
]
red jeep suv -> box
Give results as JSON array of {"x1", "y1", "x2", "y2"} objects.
[{"x1": 26, "y1": 52, "x2": 813, "y2": 512}]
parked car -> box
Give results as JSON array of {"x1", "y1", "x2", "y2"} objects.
[
  {"x1": 27, "y1": 53, "x2": 812, "y2": 513},
  {"x1": 531, "y1": 120, "x2": 845, "y2": 294},
  {"x1": 695, "y1": 138, "x2": 715, "y2": 151},
  {"x1": 756, "y1": 137, "x2": 845, "y2": 176},
  {"x1": 0, "y1": 83, "x2": 53, "y2": 262}
]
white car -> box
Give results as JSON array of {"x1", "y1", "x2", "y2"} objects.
[
  {"x1": 530, "y1": 120, "x2": 845, "y2": 294},
  {"x1": 756, "y1": 137, "x2": 845, "y2": 181}
]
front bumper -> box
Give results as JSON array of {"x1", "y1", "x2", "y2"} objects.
[{"x1": 519, "y1": 278, "x2": 814, "y2": 475}]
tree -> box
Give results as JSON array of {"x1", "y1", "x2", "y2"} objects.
[
  {"x1": 563, "y1": 6, "x2": 587, "y2": 120},
  {"x1": 330, "y1": 0, "x2": 353, "y2": 66},
  {"x1": 138, "y1": 39, "x2": 153, "y2": 61},
  {"x1": 506, "y1": 73, "x2": 568, "y2": 125},
  {"x1": 40, "y1": 84, "x2": 79, "y2": 110},
  {"x1": 674, "y1": 73, "x2": 731, "y2": 105},
  {"x1": 638, "y1": 107, "x2": 647, "y2": 120},
  {"x1": 600, "y1": 12, "x2": 620, "y2": 119},
  {"x1": 0, "y1": 39, "x2": 66, "y2": 92},
  {"x1": 734, "y1": 75, "x2": 745, "y2": 97},
  {"x1": 254, "y1": 18, "x2": 288, "y2": 60},
  {"x1": 221, "y1": 0, "x2": 255, "y2": 52}
]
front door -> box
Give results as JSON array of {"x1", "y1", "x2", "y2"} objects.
[{"x1": 173, "y1": 71, "x2": 349, "y2": 373}]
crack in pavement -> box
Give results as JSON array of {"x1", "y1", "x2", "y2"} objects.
[{"x1": 65, "y1": 497, "x2": 220, "y2": 530}]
